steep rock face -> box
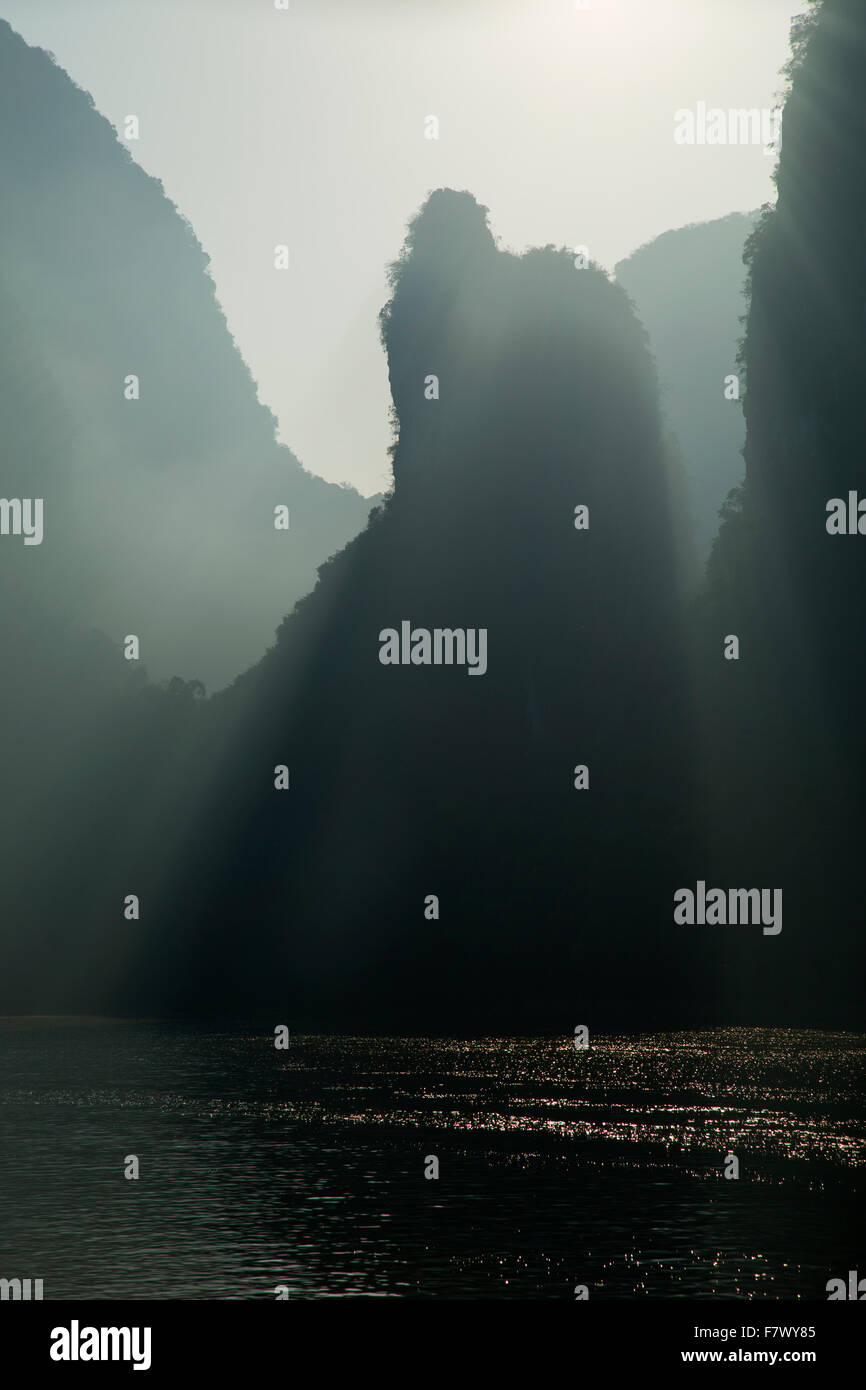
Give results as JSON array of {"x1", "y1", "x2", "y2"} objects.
[
  {"x1": 133, "y1": 190, "x2": 695, "y2": 1029},
  {"x1": 0, "y1": 19, "x2": 376, "y2": 692},
  {"x1": 740, "y1": 0, "x2": 866, "y2": 611},
  {"x1": 615, "y1": 211, "x2": 759, "y2": 569},
  {"x1": 705, "y1": 0, "x2": 866, "y2": 722},
  {"x1": 694, "y1": 0, "x2": 866, "y2": 1024}
]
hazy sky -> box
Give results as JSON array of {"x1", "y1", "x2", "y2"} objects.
[{"x1": 1, "y1": 0, "x2": 807, "y2": 495}]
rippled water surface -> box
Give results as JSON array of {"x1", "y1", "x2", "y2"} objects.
[{"x1": 0, "y1": 1022, "x2": 863, "y2": 1298}]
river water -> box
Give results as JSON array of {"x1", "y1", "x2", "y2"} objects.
[{"x1": 0, "y1": 1021, "x2": 862, "y2": 1299}]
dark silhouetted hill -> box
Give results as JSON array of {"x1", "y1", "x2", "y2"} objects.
[
  {"x1": 1, "y1": 188, "x2": 704, "y2": 1027},
  {"x1": 109, "y1": 190, "x2": 702, "y2": 1031},
  {"x1": 694, "y1": 0, "x2": 864, "y2": 1023}
]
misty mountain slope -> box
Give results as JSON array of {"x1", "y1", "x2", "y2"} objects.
[
  {"x1": 0, "y1": 189, "x2": 702, "y2": 1024},
  {"x1": 118, "y1": 189, "x2": 701, "y2": 1028},
  {"x1": 0, "y1": 19, "x2": 376, "y2": 691},
  {"x1": 615, "y1": 211, "x2": 759, "y2": 567}
]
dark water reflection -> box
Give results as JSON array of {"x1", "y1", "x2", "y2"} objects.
[{"x1": 0, "y1": 1022, "x2": 863, "y2": 1299}]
